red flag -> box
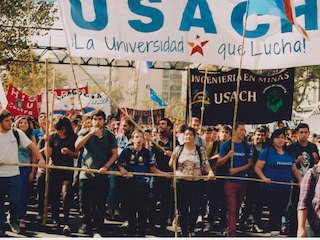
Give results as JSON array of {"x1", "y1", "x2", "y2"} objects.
[{"x1": 6, "y1": 84, "x2": 39, "y2": 118}]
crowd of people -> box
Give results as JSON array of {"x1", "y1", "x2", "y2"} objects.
[{"x1": 0, "y1": 109, "x2": 319, "y2": 237}]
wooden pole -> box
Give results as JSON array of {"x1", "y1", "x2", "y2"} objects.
[
  {"x1": 68, "y1": 55, "x2": 86, "y2": 117},
  {"x1": 230, "y1": 0, "x2": 250, "y2": 168},
  {"x1": 148, "y1": 87, "x2": 155, "y2": 130},
  {"x1": 49, "y1": 70, "x2": 56, "y2": 131},
  {"x1": 43, "y1": 59, "x2": 50, "y2": 225},
  {"x1": 200, "y1": 65, "x2": 208, "y2": 128},
  {"x1": 26, "y1": 0, "x2": 40, "y2": 116},
  {"x1": 187, "y1": 64, "x2": 192, "y2": 125},
  {"x1": 0, "y1": 162, "x2": 300, "y2": 187},
  {"x1": 172, "y1": 124, "x2": 179, "y2": 238},
  {"x1": 133, "y1": 62, "x2": 140, "y2": 116}
]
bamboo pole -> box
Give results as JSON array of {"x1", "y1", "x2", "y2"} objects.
[
  {"x1": 133, "y1": 62, "x2": 140, "y2": 116},
  {"x1": 187, "y1": 64, "x2": 192, "y2": 125},
  {"x1": 0, "y1": 162, "x2": 300, "y2": 186},
  {"x1": 43, "y1": 59, "x2": 50, "y2": 225},
  {"x1": 172, "y1": 124, "x2": 178, "y2": 238},
  {"x1": 26, "y1": 0, "x2": 40, "y2": 116},
  {"x1": 230, "y1": 0, "x2": 250, "y2": 168},
  {"x1": 200, "y1": 65, "x2": 208, "y2": 127},
  {"x1": 49, "y1": 70, "x2": 56, "y2": 131},
  {"x1": 68, "y1": 55, "x2": 85, "y2": 117},
  {"x1": 63, "y1": 51, "x2": 167, "y2": 153},
  {"x1": 148, "y1": 87, "x2": 155, "y2": 130}
]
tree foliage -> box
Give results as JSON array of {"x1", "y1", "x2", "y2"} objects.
[
  {"x1": 0, "y1": 1, "x2": 58, "y2": 94},
  {"x1": 0, "y1": 0, "x2": 57, "y2": 64},
  {"x1": 2, "y1": 56, "x2": 68, "y2": 95}
]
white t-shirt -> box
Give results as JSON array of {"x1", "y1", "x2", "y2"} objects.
[{"x1": 0, "y1": 129, "x2": 32, "y2": 177}]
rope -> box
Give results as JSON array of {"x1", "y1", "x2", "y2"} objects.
[{"x1": 0, "y1": 162, "x2": 300, "y2": 187}]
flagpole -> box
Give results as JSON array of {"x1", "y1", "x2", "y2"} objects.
[
  {"x1": 187, "y1": 64, "x2": 192, "y2": 125},
  {"x1": 49, "y1": 70, "x2": 56, "y2": 131},
  {"x1": 43, "y1": 59, "x2": 50, "y2": 225},
  {"x1": 230, "y1": 0, "x2": 250, "y2": 168},
  {"x1": 200, "y1": 65, "x2": 208, "y2": 128},
  {"x1": 172, "y1": 123, "x2": 178, "y2": 238},
  {"x1": 26, "y1": 0, "x2": 40, "y2": 117},
  {"x1": 133, "y1": 61, "x2": 140, "y2": 116},
  {"x1": 69, "y1": 55, "x2": 85, "y2": 117},
  {"x1": 148, "y1": 87, "x2": 155, "y2": 130}
]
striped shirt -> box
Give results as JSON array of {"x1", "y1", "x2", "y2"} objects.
[{"x1": 298, "y1": 166, "x2": 320, "y2": 231}]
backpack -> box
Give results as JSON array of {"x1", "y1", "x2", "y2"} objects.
[
  {"x1": 13, "y1": 129, "x2": 20, "y2": 147},
  {"x1": 175, "y1": 144, "x2": 203, "y2": 168}
]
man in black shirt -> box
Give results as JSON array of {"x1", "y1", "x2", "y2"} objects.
[
  {"x1": 150, "y1": 118, "x2": 174, "y2": 232},
  {"x1": 288, "y1": 123, "x2": 319, "y2": 236}
]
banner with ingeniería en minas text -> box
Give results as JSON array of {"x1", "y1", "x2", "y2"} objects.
[
  {"x1": 59, "y1": 0, "x2": 320, "y2": 69},
  {"x1": 188, "y1": 68, "x2": 294, "y2": 125}
]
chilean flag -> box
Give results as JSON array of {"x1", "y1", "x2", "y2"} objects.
[{"x1": 248, "y1": 0, "x2": 309, "y2": 40}]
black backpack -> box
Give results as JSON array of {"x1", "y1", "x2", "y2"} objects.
[{"x1": 13, "y1": 129, "x2": 20, "y2": 147}]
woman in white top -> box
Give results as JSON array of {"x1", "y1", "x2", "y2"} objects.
[{"x1": 169, "y1": 127, "x2": 214, "y2": 237}]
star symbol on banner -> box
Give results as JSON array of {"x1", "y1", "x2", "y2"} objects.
[{"x1": 187, "y1": 35, "x2": 209, "y2": 56}]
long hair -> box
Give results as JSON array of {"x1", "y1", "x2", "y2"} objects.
[
  {"x1": 54, "y1": 117, "x2": 75, "y2": 138},
  {"x1": 14, "y1": 116, "x2": 33, "y2": 139}
]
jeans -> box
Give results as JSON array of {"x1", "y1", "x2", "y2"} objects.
[
  {"x1": 263, "y1": 189, "x2": 290, "y2": 231},
  {"x1": 154, "y1": 178, "x2": 173, "y2": 228},
  {"x1": 79, "y1": 175, "x2": 108, "y2": 233},
  {"x1": 18, "y1": 167, "x2": 32, "y2": 220},
  {"x1": 122, "y1": 180, "x2": 149, "y2": 236},
  {"x1": 224, "y1": 181, "x2": 247, "y2": 237},
  {"x1": 0, "y1": 175, "x2": 22, "y2": 230},
  {"x1": 50, "y1": 170, "x2": 73, "y2": 224},
  {"x1": 239, "y1": 181, "x2": 263, "y2": 227},
  {"x1": 177, "y1": 180, "x2": 202, "y2": 235},
  {"x1": 207, "y1": 179, "x2": 227, "y2": 227}
]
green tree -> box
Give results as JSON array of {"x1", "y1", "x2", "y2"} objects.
[
  {"x1": 2, "y1": 57, "x2": 68, "y2": 95},
  {"x1": 0, "y1": 0, "x2": 56, "y2": 64},
  {"x1": 165, "y1": 97, "x2": 186, "y2": 121},
  {"x1": 293, "y1": 66, "x2": 320, "y2": 111}
]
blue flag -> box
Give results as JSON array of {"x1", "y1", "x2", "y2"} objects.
[{"x1": 147, "y1": 85, "x2": 167, "y2": 107}]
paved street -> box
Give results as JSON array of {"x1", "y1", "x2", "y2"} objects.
[{"x1": 2, "y1": 199, "x2": 286, "y2": 238}]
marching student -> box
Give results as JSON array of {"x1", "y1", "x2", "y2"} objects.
[
  {"x1": 117, "y1": 129, "x2": 171, "y2": 237},
  {"x1": 0, "y1": 110, "x2": 45, "y2": 236}
]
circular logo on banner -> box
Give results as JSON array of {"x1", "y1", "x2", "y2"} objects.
[{"x1": 263, "y1": 84, "x2": 287, "y2": 113}]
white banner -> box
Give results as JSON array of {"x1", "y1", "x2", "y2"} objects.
[
  {"x1": 59, "y1": 0, "x2": 320, "y2": 70},
  {"x1": 41, "y1": 90, "x2": 111, "y2": 116}
]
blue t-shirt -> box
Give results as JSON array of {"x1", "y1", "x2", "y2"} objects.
[
  {"x1": 219, "y1": 141, "x2": 253, "y2": 183},
  {"x1": 118, "y1": 146, "x2": 156, "y2": 184},
  {"x1": 258, "y1": 147, "x2": 295, "y2": 192}
]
